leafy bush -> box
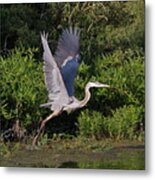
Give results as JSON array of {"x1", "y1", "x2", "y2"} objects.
[
  {"x1": 0, "y1": 48, "x2": 47, "y2": 130},
  {"x1": 0, "y1": 1, "x2": 144, "y2": 141},
  {"x1": 1, "y1": 1, "x2": 144, "y2": 61},
  {"x1": 95, "y1": 49, "x2": 144, "y2": 107},
  {"x1": 104, "y1": 105, "x2": 143, "y2": 140},
  {"x1": 0, "y1": 47, "x2": 144, "y2": 140},
  {"x1": 77, "y1": 109, "x2": 104, "y2": 139},
  {"x1": 77, "y1": 105, "x2": 143, "y2": 140},
  {"x1": 77, "y1": 49, "x2": 144, "y2": 140}
]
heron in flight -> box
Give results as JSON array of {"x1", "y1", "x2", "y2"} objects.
[{"x1": 32, "y1": 27, "x2": 110, "y2": 146}]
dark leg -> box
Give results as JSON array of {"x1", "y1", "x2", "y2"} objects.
[{"x1": 32, "y1": 111, "x2": 60, "y2": 146}]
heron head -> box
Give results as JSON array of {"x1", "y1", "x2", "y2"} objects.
[{"x1": 87, "y1": 81, "x2": 110, "y2": 89}]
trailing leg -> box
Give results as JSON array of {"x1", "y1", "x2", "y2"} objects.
[{"x1": 32, "y1": 111, "x2": 60, "y2": 146}]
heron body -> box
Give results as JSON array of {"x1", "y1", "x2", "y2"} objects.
[
  {"x1": 32, "y1": 27, "x2": 110, "y2": 146},
  {"x1": 61, "y1": 58, "x2": 80, "y2": 97}
]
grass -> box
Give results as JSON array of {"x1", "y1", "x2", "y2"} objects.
[{"x1": 0, "y1": 138, "x2": 145, "y2": 170}]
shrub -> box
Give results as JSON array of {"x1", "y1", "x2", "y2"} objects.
[
  {"x1": 77, "y1": 109, "x2": 105, "y2": 139},
  {"x1": 0, "y1": 1, "x2": 144, "y2": 140},
  {"x1": 90, "y1": 49, "x2": 144, "y2": 112},
  {"x1": 1, "y1": 1, "x2": 144, "y2": 60},
  {"x1": 77, "y1": 105, "x2": 143, "y2": 140},
  {"x1": 0, "y1": 48, "x2": 47, "y2": 131},
  {"x1": 77, "y1": 49, "x2": 144, "y2": 140},
  {"x1": 0, "y1": 47, "x2": 144, "y2": 141},
  {"x1": 104, "y1": 105, "x2": 143, "y2": 140}
]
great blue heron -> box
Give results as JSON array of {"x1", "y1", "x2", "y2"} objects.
[{"x1": 32, "y1": 27, "x2": 110, "y2": 146}]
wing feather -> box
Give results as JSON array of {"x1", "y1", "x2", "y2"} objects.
[
  {"x1": 54, "y1": 27, "x2": 80, "y2": 67},
  {"x1": 40, "y1": 32, "x2": 70, "y2": 111}
]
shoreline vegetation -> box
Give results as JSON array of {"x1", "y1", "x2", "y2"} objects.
[{"x1": 0, "y1": 138, "x2": 145, "y2": 169}]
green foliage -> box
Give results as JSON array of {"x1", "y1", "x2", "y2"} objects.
[
  {"x1": 104, "y1": 105, "x2": 143, "y2": 140},
  {"x1": 0, "y1": 48, "x2": 46, "y2": 129},
  {"x1": 95, "y1": 49, "x2": 144, "y2": 107},
  {"x1": 0, "y1": 1, "x2": 144, "y2": 141},
  {"x1": 0, "y1": 143, "x2": 11, "y2": 157},
  {"x1": 1, "y1": 1, "x2": 144, "y2": 60},
  {"x1": 77, "y1": 105, "x2": 143, "y2": 140},
  {"x1": 77, "y1": 49, "x2": 144, "y2": 140},
  {"x1": 78, "y1": 109, "x2": 104, "y2": 139}
]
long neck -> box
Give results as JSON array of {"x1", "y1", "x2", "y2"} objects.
[{"x1": 79, "y1": 85, "x2": 91, "y2": 107}]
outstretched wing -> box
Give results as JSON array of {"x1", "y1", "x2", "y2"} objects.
[
  {"x1": 40, "y1": 32, "x2": 70, "y2": 111},
  {"x1": 54, "y1": 27, "x2": 80, "y2": 68},
  {"x1": 54, "y1": 27, "x2": 81, "y2": 97}
]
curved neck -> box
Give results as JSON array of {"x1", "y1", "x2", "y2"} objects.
[{"x1": 79, "y1": 85, "x2": 91, "y2": 107}]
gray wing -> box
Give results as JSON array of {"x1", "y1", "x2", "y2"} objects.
[
  {"x1": 40, "y1": 32, "x2": 70, "y2": 111},
  {"x1": 54, "y1": 27, "x2": 80, "y2": 67}
]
